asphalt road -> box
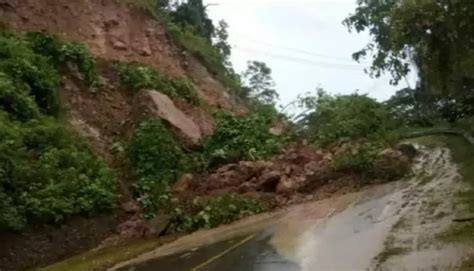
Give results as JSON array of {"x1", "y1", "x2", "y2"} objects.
[{"x1": 119, "y1": 230, "x2": 299, "y2": 271}]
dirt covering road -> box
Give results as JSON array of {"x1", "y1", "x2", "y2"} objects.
[{"x1": 110, "y1": 144, "x2": 467, "y2": 271}]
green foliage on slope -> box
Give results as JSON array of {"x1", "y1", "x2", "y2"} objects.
[
  {"x1": 128, "y1": 119, "x2": 184, "y2": 218},
  {"x1": 0, "y1": 31, "x2": 116, "y2": 232},
  {"x1": 203, "y1": 113, "x2": 281, "y2": 166},
  {"x1": 0, "y1": 115, "x2": 117, "y2": 231},
  {"x1": 168, "y1": 194, "x2": 270, "y2": 233},
  {"x1": 115, "y1": 61, "x2": 200, "y2": 105}
]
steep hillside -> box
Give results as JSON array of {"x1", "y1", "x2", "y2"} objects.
[
  {"x1": 0, "y1": 1, "x2": 250, "y2": 270},
  {"x1": 0, "y1": 0, "x2": 243, "y2": 113}
]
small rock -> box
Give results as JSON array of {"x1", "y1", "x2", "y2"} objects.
[
  {"x1": 276, "y1": 177, "x2": 295, "y2": 195},
  {"x1": 138, "y1": 46, "x2": 152, "y2": 57},
  {"x1": 121, "y1": 201, "x2": 140, "y2": 213},
  {"x1": 238, "y1": 182, "x2": 257, "y2": 193},
  {"x1": 172, "y1": 174, "x2": 194, "y2": 193},
  {"x1": 112, "y1": 40, "x2": 128, "y2": 51},
  {"x1": 147, "y1": 214, "x2": 171, "y2": 236},
  {"x1": 258, "y1": 171, "x2": 281, "y2": 192}
]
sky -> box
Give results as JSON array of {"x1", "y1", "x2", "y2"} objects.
[{"x1": 203, "y1": 0, "x2": 416, "y2": 107}]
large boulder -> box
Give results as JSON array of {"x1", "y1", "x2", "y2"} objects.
[{"x1": 134, "y1": 90, "x2": 202, "y2": 145}]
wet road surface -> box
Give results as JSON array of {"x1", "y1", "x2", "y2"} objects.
[{"x1": 112, "y1": 146, "x2": 466, "y2": 271}]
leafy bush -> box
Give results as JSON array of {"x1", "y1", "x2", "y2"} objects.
[
  {"x1": 298, "y1": 91, "x2": 396, "y2": 146},
  {"x1": 168, "y1": 194, "x2": 270, "y2": 233},
  {"x1": 333, "y1": 142, "x2": 382, "y2": 175},
  {"x1": 167, "y1": 24, "x2": 241, "y2": 94},
  {"x1": 0, "y1": 115, "x2": 117, "y2": 231},
  {"x1": 0, "y1": 31, "x2": 99, "y2": 118},
  {"x1": 116, "y1": 61, "x2": 200, "y2": 104},
  {"x1": 333, "y1": 141, "x2": 411, "y2": 181},
  {"x1": 0, "y1": 34, "x2": 61, "y2": 116},
  {"x1": 203, "y1": 114, "x2": 281, "y2": 166},
  {"x1": 25, "y1": 32, "x2": 99, "y2": 85},
  {"x1": 128, "y1": 119, "x2": 184, "y2": 217},
  {"x1": 0, "y1": 72, "x2": 40, "y2": 121}
]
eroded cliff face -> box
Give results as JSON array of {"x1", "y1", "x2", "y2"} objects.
[{"x1": 0, "y1": 0, "x2": 243, "y2": 112}]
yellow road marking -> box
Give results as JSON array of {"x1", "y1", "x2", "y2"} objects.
[{"x1": 190, "y1": 234, "x2": 256, "y2": 271}]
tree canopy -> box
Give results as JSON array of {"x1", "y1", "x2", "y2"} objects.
[{"x1": 344, "y1": 0, "x2": 474, "y2": 96}]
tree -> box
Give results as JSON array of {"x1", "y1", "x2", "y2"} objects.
[
  {"x1": 173, "y1": 0, "x2": 215, "y2": 41},
  {"x1": 344, "y1": 0, "x2": 474, "y2": 96},
  {"x1": 213, "y1": 20, "x2": 231, "y2": 62},
  {"x1": 241, "y1": 61, "x2": 279, "y2": 105}
]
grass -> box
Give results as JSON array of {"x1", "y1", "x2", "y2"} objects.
[
  {"x1": 406, "y1": 135, "x2": 446, "y2": 148},
  {"x1": 38, "y1": 236, "x2": 178, "y2": 271}
]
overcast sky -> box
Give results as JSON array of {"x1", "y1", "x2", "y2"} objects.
[{"x1": 204, "y1": 0, "x2": 415, "y2": 107}]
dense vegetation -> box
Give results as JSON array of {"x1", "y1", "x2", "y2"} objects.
[
  {"x1": 128, "y1": 113, "x2": 280, "y2": 218},
  {"x1": 345, "y1": 0, "x2": 474, "y2": 130},
  {"x1": 203, "y1": 113, "x2": 281, "y2": 166},
  {"x1": 0, "y1": 31, "x2": 116, "y2": 231},
  {"x1": 168, "y1": 194, "x2": 270, "y2": 233},
  {"x1": 115, "y1": 61, "x2": 200, "y2": 105}
]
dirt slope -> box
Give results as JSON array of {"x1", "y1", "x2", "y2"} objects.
[
  {"x1": 0, "y1": 1, "x2": 247, "y2": 270},
  {"x1": 0, "y1": 0, "x2": 243, "y2": 113}
]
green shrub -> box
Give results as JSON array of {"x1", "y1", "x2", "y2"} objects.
[
  {"x1": 333, "y1": 142, "x2": 382, "y2": 175},
  {"x1": 128, "y1": 119, "x2": 184, "y2": 218},
  {"x1": 25, "y1": 32, "x2": 99, "y2": 85},
  {"x1": 0, "y1": 115, "x2": 117, "y2": 230},
  {"x1": 0, "y1": 34, "x2": 61, "y2": 116},
  {"x1": 169, "y1": 78, "x2": 200, "y2": 105},
  {"x1": 333, "y1": 141, "x2": 411, "y2": 181},
  {"x1": 0, "y1": 31, "x2": 99, "y2": 118},
  {"x1": 0, "y1": 72, "x2": 40, "y2": 121},
  {"x1": 168, "y1": 194, "x2": 270, "y2": 233},
  {"x1": 203, "y1": 114, "x2": 281, "y2": 166},
  {"x1": 115, "y1": 61, "x2": 200, "y2": 104},
  {"x1": 167, "y1": 24, "x2": 241, "y2": 94},
  {"x1": 299, "y1": 92, "x2": 396, "y2": 146}
]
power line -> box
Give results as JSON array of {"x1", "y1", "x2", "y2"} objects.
[
  {"x1": 233, "y1": 45, "x2": 368, "y2": 71},
  {"x1": 232, "y1": 32, "x2": 368, "y2": 64}
]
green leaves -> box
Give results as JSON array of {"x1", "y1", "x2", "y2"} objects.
[
  {"x1": 128, "y1": 119, "x2": 184, "y2": 218},
  {"x1": 168, "y1": 194, "x2": 270, "y2": 233},
  {"x1": 0, "y1": 116, "x2": 117, "y2": 231},
  {"x1": 116, "y1": 61, "x2": 200, "y2": 104},
  {"x1": 203, "y1": 113, "x2": 281, "y2": 166},
  {"x1": 298, "y1": 91, "x2": 395, "y2": 146},
  {"x1": 345, "y1": 0, "x2": 474, "y2": 94},
  {"x1": 26, "y1": 31, "x2": 99, "y2": 85}
]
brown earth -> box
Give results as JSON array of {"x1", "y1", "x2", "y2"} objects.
[
  {"x1": 172, "y1": 144, "x2": 381, "y2": 207},
  {"x1": 0, "y1": 0, "x2": 245, "y2": 114}
]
